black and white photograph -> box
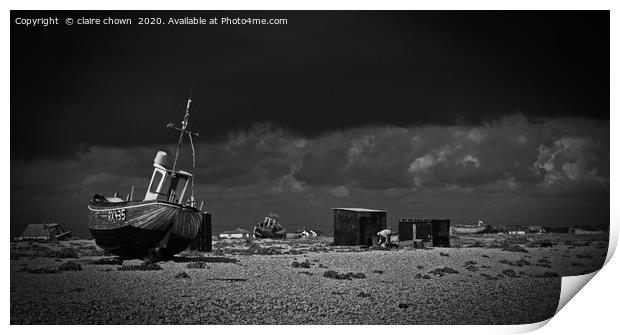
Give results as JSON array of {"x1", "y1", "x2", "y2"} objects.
[{"x1": 9, "y1": 9, "x2": 611, "y2": 325}]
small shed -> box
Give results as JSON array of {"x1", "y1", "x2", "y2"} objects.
[
  {"x1": 219, "y1": 227, "x2": 252, "y2": 239},
  {"x1": 189, "y1": 212, "x2": 212, "y2": 252},
  {"x1": 17, "y1": 223, "x2": 72, "y2": 241},
  {"x1": 333, "y1": 208, "x2": 386, "y2": 246},
  {"x1": 398, "y1": 218, "x2": 450, "y2": 247}
]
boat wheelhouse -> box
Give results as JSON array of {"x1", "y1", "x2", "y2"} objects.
[{"x1": 144, "y1": 151, "x2": 195, "y2": 205}]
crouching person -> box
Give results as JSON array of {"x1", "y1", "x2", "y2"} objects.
[{"x1": 377, "y1": 228, "x2": 392, "y2": 246}]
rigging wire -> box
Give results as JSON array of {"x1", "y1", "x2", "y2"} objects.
[
  {"x1": 186, "y1": 71, "x2": 198, "y2": 206},
  {"x1": 188, "y1": 132, "x2": 197, "y2": 205},
  {"x1": 170, "y1": 72, "x2": 198, "y2": 172}
]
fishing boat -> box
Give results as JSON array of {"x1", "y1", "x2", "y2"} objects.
[
  {"x1": 88, "y1": 98, "x2": 205, "y2": 260},
  {"x1": 253, "y1": 214, "x2": 286, "y2": 239},
  {"x1": 450, "y1": 220, "x2": 488, "y2": 234}
]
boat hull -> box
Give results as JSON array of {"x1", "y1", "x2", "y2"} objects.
[
  {"x1": 451, "y1": 226, "x2": 488, "y2": 234},
  {"x1": 88, "y1": 199, "x2": 202, "y2": 259},
  {"x1": 253, "y1": 225, "x2": 286, "y2": 239}
]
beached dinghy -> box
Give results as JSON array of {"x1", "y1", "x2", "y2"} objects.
[{"x1": 88, "y1": 99, "x2": 205, "y2": 259}]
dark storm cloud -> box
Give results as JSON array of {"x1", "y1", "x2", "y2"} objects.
[
  {"x1": 14, "y1": 115, "x2": 606, "y2": 195},
  {"x1": 11, "y1": 11, "x2": 609, "y2": 160},
  {"x1": 11, "y1": 114, "x2": 609, "y2": 236}
]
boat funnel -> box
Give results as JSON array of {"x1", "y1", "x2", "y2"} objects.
[{"x1": 154, "y1": 151, "x2": 168, "y2": 168}]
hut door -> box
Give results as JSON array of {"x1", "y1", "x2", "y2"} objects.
[
  {"x1": 359, "y1": 216, "x2": 373, "y2": 246},
  {"x1": 416, "y1": 222, "x2": 433, "y2": 243},
  {"x1": 433, "y1": 222, "x2": 450, "y2": 247},
  {"x1": 399, "y1": 221, "x2": 413, "y2": 241}
]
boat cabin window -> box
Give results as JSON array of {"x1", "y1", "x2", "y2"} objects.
[
  {"x1": 149, "y1": 170, "x2": 165, "y2": 194},
  {"x1": 144, "y1": 168, "x2": 192, "y2": 204},
  {"x1": 263, "y1": 217, "x2": 276, "y2": 227},
  {"x1": 165, "y1": 174, "x2": 190, "y2": 204}
]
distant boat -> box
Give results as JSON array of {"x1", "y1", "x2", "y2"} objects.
[
  {"x1": 88, "y1": 98, "x2": 205, "y2": 260},
  {"x1": 451, "y1": 220, "x2": 488, "y2": 234},
  {"x1": 253, "y1": 214, "x2": 286, "y2": 239}
]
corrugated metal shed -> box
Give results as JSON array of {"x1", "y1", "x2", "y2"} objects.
[
  {"x1": 333, "y1": 208, "x2": 386, "y2": 246},
  {"x1": 332, "y1": 207, "x2": 386, "y2": 212}
]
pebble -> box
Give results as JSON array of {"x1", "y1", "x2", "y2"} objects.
[{"x1": 11, "y1": 237, "x2": 604, "y2": 324}]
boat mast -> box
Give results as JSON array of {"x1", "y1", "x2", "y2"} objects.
[
  {"x1": 170, "y1": 98, "x2": 192, "y2": 172},
  {"x1": 166, "y1": 97, "x2": 199, "y2": 205}
]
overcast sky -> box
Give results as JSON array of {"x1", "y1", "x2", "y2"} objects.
[{"x1": 11, "y1": 11, "x2": 609, "y2": 237}]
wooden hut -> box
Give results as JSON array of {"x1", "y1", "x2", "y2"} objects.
[
  {"x1": 17, "y1": 223, "x2": 72, "y2": 241},
  {"x1": 398, "y1": 218, "x2": 450, "y2": 247},
  {"x1": 332, "y1": 208, "x2": 386, "y2": 246}
]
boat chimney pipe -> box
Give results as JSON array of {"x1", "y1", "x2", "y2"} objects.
[{"x1": 154, "y1": 151, "x2": 168, "y2": 168}]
